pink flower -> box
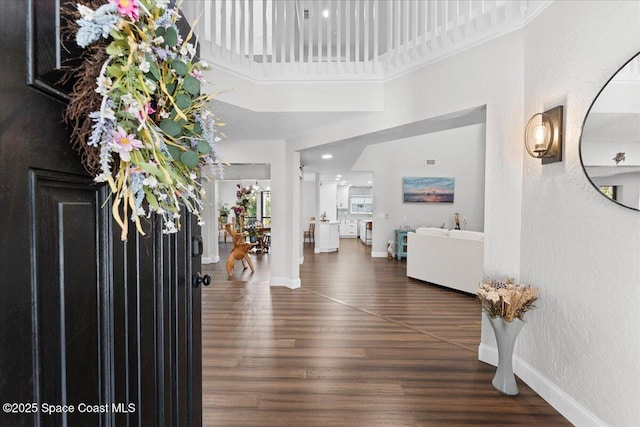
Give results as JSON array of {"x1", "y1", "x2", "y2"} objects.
[
  {"x1": 110, "y1": 0, "x2": 140, "y2": 21},
  {"x1": 112, "y1": 126, "x2": 143, "y2": 161},
  {"x1": 189, "y1": 69, "x2": 203, "y2": 83},
  {"x1": 137, "y1": 102, "x2": 155, "y2": 123}
]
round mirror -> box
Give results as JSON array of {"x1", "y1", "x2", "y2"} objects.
[{"x1": 581, "y1": 52, "x2": 640, "y2": 211}]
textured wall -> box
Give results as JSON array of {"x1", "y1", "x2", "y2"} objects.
[{"x1": 519, "y1": 2, "x2": 640, "y2": 424}]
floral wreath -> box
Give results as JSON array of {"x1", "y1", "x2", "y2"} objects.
[{"x1": 62, "y1": 0, "x2": 224, "y2": 240}]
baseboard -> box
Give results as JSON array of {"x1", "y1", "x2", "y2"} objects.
[
  {"x1": 270, "y1": 276, "x2": 301, "y2": 289},
  {"x1": 478, "y1": 344, "x2": 606, "y2": 427},
  {"x1": 201, "y1": 255, "x2": 220, "y2": 264},
  {"x1": 371, "y1": 251, "x2": 388, "y2": 258},
  {"x1": 299, "y1": 256, "x2": 304, "y2": 264}
]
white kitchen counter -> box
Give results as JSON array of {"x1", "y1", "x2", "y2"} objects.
[{"x1": 315, "y1": 221, "x2": 340, "y2": 253}]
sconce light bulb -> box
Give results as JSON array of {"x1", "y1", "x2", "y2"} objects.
[{"x1": 533, "y1": 124, "x2": 548, "y2": 152}]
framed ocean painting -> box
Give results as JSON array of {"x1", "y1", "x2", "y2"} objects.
[{"x1": 402, "y1": 177, "x2": 455, "y2": 203}]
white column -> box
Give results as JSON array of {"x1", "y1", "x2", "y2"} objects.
[
  {"x1": 201, "y1": 179, "x2": 220, "y2": 264},
  {"x1": 269, "y1": 145, "x2": 301, "y2": 289}
]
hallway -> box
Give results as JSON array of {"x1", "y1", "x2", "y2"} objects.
[{"x1": 201, "y1": 240, "x2": 568, "y2": 426}]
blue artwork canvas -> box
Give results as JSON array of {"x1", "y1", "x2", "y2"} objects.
[{"x1": 402, "y1": 177, "x2": 454, "y2": 203}]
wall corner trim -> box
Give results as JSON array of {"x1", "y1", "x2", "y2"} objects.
[{"x1": 478, "y1": 344, "x2": 607, "y2": 427}]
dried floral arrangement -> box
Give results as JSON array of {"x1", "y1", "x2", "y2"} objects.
[
  {"x1": 476, "y1": 278, "x2": 539, "y2": 322},
  {"x1": 62, "y1": 0, "x2": 224, "y2": 240}
]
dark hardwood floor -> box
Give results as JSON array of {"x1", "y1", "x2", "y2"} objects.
[{"x1": 201, "y1": 239, "x2": 569, "y2": 426}]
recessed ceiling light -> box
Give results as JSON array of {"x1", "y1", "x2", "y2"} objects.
[
  {"x1": 335, "y1": 177, "x2": 340, "y2": 181},
  {"x1": 321, "y1": 154, "x2": 333, "y2": 159},
  {"x1": 367, "y1": 181, "x2": 372, "y2": 184},
  {"x1": 336, "y1": 174, "x2": 342, "y2": 178},
  {"x1": 322, "y1": 9, "x2": 329, "y2": 18}
]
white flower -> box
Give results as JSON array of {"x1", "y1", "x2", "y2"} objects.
[
  {"x1": 159, "y1": 111, "x2": 170, "y2": 119},
  {"x1": 138, "y1": 41, "x2": 151, "y2": 53},
  {"x1": 155, "y1": 0, "x2": 170, "y2": 8},
  {"x1": 77, "y1": 4, "x2": 95, "y2": 20},
  {"x1": 144, "y1": 79, "x2": 157, "y2": 92},
  {"x1": 163, "y1": 221, "x2": 177, "y2": 234},
  {"x1": 158, "y1": 193, "x2": 168, "y2": 201},
  {"x1": 102, "y1": 107, "x2": 116, "y2": 121},
  {"x1": 143, "y1": 176, "x2": 158, "y2": 188},
  {"x1": 201, "y1": 189, "x2": 206, "y2": 196},
  {"x1": 199, "y1": 60, "x2": 209, "y2": 69},
  {"x1": 139, "y1": 58, "x2": 150, "y2": 73},
  {"x1": 121, "y1": 93, "x2": 135, "y2": 106},
  {"x1": 198, "y1": 220, "x2": 205, "y2": 226},
  {"x1": 189, "y1": 172, "x2": 197, "y2": 180},
  {"x1": 94, "y1": 173, "x2": 110, "y2": 182},
  {"x1": 153, "y1": 36, "x2": 164, "y2": 45},
  {"x1": 180, "y1": 43, "x2": 196, "y2": 58},
  {"x1": 95, "y1": 76, "x2": 112, "y2": 96}
]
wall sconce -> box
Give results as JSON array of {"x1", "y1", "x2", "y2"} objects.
[{"x1": 524, "y1": 105, "x2": 563, "y2": 164}]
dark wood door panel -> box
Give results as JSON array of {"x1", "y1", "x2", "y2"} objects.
[
  {"x1": 30, "y1": 170, "x2": 107, "y2": 426},
  {"x1": 1, "y1": 1, "x2": 203, "y2": 425}
]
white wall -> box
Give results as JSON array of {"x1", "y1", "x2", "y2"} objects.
[
  {"x1": 300, "y1": 179, "x2": 316, "y2": 225},
  {"x1": 353, "y1": 124, "x2": 486, "y2": 255},
  {"x1": 517, "y1": 2, "x2": 640, "y2": 425}
]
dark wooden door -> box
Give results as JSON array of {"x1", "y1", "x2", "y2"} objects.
[{"x1": 0, "y1": 1, "x2": 202, "y2": 426}]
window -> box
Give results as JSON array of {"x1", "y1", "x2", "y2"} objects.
[
  {"x1": 350, "y1": 196, "x2": 373, "y2": 214},
  {"x1": 261, "y1": 191, "x2": 271, "y2": 226},
  {"x1": 599, "y1": 186, "x2": 618, "y2": 201}
]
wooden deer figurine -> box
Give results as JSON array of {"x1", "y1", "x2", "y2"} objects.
[{"x1": 225, "y1": 224, "x2": 257, "y2": 277}]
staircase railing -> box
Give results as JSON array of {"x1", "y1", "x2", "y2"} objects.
[{"x1": 181, "y1": 0, "x2": 548, "y2": 81}]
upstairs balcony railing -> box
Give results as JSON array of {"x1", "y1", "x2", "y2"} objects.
[{"x1": 181, "y1": 0, "x2": 548, "y2": 81}]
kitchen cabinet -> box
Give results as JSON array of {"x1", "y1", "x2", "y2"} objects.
[
  {"x1": 339, "y1": 219, "x2": 357, "y2": 238},
  {"x1": 337, "y1": 186, "x2": 349, "y2": 209}
]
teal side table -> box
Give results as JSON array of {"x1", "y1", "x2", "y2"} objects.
[{"x1": 394, "y1": 229, "x2": 413, "y2": 260}]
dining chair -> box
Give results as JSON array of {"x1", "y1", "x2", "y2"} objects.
[{"x1": 303, "y1": 220, "x2": 315, "y2": 243}]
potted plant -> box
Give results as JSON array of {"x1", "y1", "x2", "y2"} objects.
[
  {"x1": 218, "y1": 202, "x2": 230, "y2": 224},
  {"x1": 476, "y1": 278, "x2": 538, "y2": 396}
]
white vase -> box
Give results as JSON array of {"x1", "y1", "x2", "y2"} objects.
[{"x1": 486, "y1": 313, "x2": 525, "y2": 395}]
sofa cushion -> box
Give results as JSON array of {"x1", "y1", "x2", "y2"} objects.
[
  {"x1": 415, "y1": 227, "x2": 449, "y2": 236},
  {"x1": 448, "y1": 229, "x2": 484, "y2": 241}
]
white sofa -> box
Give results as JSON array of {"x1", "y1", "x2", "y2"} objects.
[{"x1": 406, "y1": 227, "x2": 484, "y2": 294}]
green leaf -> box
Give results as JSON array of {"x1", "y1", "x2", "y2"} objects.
[
  {"x1": 183, "y1": 76, "x2": 200, "y2": 95},
  {"x1": 167, "y1": 83, "x2": 176, "y2": 95},
  {"x1": 107, "y1": 65, "x2": 123, "y2": 78},
  {"x1": 148, "y1": 61, "x2": 161, "y2": 81},
  {"x1": 155, "y1": 27, "x2": 166, "y2": 37},
  {"x1": 175, "y1": 93, "x2": 191, "y2": 110},
  {"x1": 167, "y1": 145, "x2": 183, "y2": 161},
  {"x1": 172, "y1": 60, "x2": 188, "y2": 76},
  {"x1": 106, "y1": 41, "x2": 123, "y2": 56},
  {"x1": 197, "y1": 141, "x2": 211, "y2": 154},
  {"x1": 110, "y1": 28, "x2": 125, "y2": 40},
  {"x1": 194, "y1": 122, "x2": 203, "y2": 135},
  {"x1": 164, "y1": 27, "x2": 178, "y2": 47},
  {"x1": 138, "y1": 162, "x2": 169, "y2": 185},
  {"x1": 180, "y1": 151, "x2": 199, "y2": 168},
  {"x1": 159, "y1": 119, "x2": 182, "y2": 138},
  {"x1": 144, "y1": 189, "x2": 160, "y2": 210}
]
